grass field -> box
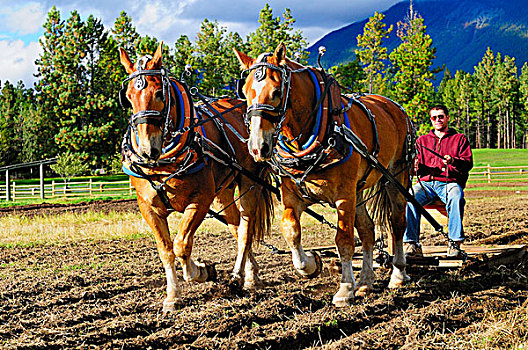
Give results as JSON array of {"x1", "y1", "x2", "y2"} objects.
[{"x1": 472, "y1": 148, "x2": 528, "y2": 167}]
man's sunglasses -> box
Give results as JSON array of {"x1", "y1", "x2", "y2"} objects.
[{"x1": 430, "y1": 115, "x2": 446, "y2": 121}]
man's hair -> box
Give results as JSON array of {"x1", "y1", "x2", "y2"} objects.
[{"x1": 430, "y1": 104, "x2": 449, "y2": 116}]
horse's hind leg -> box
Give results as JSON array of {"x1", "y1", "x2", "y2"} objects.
[
  {"x1": 354, "y1": 195, "x2": 376, "y2": 297},
  {"x1": 332, "y1": 198, "x2": 358, "y2": 307},
  {"x1": 215, "y1": 186, "x2": 261, "y2": 290},
  {"x1": 136, "y1": 195, "x2": 180, "y2": 313},
  {"x1": 229, "y1": 181, "x2": 263, "y2": 290},
  {"x1": 386, "y1": 180, "x2": 410, "y2": 288}
]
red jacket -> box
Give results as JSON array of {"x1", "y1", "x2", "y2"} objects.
[{"x1": 415, "y1": 128, "x2": 473, "y2": 188}]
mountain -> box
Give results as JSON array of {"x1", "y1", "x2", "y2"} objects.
[{"x1": 307, "y1": 0, "x2": 528, "y2": 77}]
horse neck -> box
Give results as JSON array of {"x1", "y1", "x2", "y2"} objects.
[{"x1": 281, "y1": 70, "x2": 317, "y2": 146}]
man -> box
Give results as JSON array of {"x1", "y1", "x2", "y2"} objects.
[{"x1": 404, "y1": 105, "x2": 473, "y2": 258}]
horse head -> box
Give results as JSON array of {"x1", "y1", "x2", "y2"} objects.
[
  {"x1": 235, "y1": 43, "x2": 295, "y2": 162},
  {"x1": 119, "y1": 43, "x2": 170, "y2": 164}
]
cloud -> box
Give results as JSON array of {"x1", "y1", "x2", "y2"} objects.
[
  {"x1": 0, "y1": 39, "x2": 41, "y2": 86},
  {"x1": 0, "y1": 2, "x2": 45, "y2": 35},
  {"x1": 0, "y1": 0, "x2": 403, "y2": 87}
]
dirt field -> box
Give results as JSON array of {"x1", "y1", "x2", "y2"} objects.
[{"x1": 1, "y1": 191, "x2": 527, "y2": 349}]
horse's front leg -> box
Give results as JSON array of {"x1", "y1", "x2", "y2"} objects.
[
  {"x1": 135, "y1": 194, "x2": 180, "y2": 313},
  {"x1": 174, "y1": 203, "x2": 216, "y2": 284},
  {"x1": 332, "y1": 198, "x2": 358, "y2": 307},
  {"x1": 281, "y1": 200, "x2": 322, "y2": 279}
]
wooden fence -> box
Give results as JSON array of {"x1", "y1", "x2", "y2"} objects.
[
  {"x1": 0, "y1": 164, "x2": 527, "y2": 201},
  {"x1": 469, "y1": 165, "x2": 528, "y2": 183},
  {"x1": 0, "y1": 179, "x2": 135, "y2": 201}
]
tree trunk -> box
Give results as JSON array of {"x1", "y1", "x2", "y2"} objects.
[
  {"x1": 497, "y1": 107, "x2": 502, "y2": 149},
  {"x1": 486, "y1": 110, "x2": 490, "y2": 148}
]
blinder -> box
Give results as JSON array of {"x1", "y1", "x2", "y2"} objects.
[
  {"x1": 119, "y1": 87, "x2": 131, "y2": 109},
  {"x1": 236, "y1": 70, "x2": 249, "y2": 100}
]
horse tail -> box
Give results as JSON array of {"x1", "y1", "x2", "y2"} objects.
[
  {"x1": 251, "y1": 167, "x2": 275, "y2": 245},
  {"x1": 363, "y1": 181, "x2": 392, "y2": 235}
]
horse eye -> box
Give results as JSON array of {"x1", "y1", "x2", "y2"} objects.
[
  {"x1": 272, "y1": 89, "x2": 282, "y2": 100},
  {"x1": 155, "y1": 90, "x2": 164, "y2": 102}
]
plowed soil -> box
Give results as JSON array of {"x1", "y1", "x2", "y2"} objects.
[{"x1": 1, "y1": 191, "x2": 527, "y2": 349}]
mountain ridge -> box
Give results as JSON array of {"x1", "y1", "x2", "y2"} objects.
[{"x1": 306, "y1": 0, "x2": 528, "y2": 77}]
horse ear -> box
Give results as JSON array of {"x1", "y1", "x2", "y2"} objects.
[
  {"x1": 119, "y1": 47, "x2": 135, "y2": 74},
  {"x1": 233, "y1": 49, "x2": 253, "y2": 70},
  {"x1": 151, "y1": 41, "x2": 164, "y2": 68},
  {"x1": 274, "y1": 43, "x2": 287, "y2": 65}
]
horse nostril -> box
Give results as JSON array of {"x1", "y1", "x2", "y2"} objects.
[
  {"x1": 261, "y1": 143, "x2": 270, "y2": 157},
  {"x1": 150, "y1": 148, "x2": 160, "y2": 160}
]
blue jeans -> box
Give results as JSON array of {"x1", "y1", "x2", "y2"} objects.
[{"x1": 404, "y1": 181, "x2": 465, "y2": 244}]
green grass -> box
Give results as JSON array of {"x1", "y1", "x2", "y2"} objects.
[
  {"x1": 0, "y1": 195, "x2": 136, "y2": 208},
  {"x1": 472, "y1": 149, "x2": 528, "y2": 167},
  {"x1": 0, "y1": 174, "x2": 129, "y2": 186}
]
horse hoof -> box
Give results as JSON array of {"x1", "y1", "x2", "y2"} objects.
[
  {"x1": 205, "y1": 263, "x2": 217, "y2": 282},
  {"x1": 332, "y1": 282, "x2": 354, "y2": 307},
  {"x1": 295, "y1": 251, "x2": 323, "y2": 279},
  {"x1": 244, "y1": 276, "x2": 262, "y2": 290},
  {"x1": 388, "y1": 270, "x2": 411, "y2": 289},
  {"x1": 332, "y1": 295, "x2": 353, "y2": 307},
  {"x1": 228, "y1": 278, "x2": 243, "y2": 294},
  {"x1": 163, "y1": 300, "x2": 176, "y2": 313},
  {"x1": 354, "y1": 285, "x2": 372, "y2": 298}
]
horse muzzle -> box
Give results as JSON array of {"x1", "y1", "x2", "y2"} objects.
[
  {"x1": 136, "y1": 126, "x2": 164, "y2": 163},
  {"x1": 248, "y1": 117, "x2": 275, "y2": 162}
]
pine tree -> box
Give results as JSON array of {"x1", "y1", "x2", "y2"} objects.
[
  {"x1": 34, "y1": 6, "x2": 64, "y2": 158},
  {"x1": 329, "y1": 58, "x2": 366, "y2": 92},
  {"x1": 35, "y1": 9, "x2": 126, "y2": 167},
  {"x1": 519, "y1": 63, "x2": 528, "y2": 148},
  {"x1": 356, "y1": 12, "x2": 393, "y2": 94},
  {"x1": 111, "y1": 11, "x2": 140, "y2": 54},
  {"x1": 453, "y1": 71, "x2": 474, "y2": 142},
  {"x1": 246, "y1": 4, "x2": 308, "y2": 62},
  {"x1": 192, "y1": 19, "x2": 241, "y2": 96},
  {"x1": 473, "y1": 47, "x2": 495, "y2": 148},
  {"x1": 389, "y1": 5, "x2": 437, "y2": 131}
]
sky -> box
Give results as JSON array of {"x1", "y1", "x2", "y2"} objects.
[{"x1": 0, "y1": 0, "x2": 402, "y2": 87}]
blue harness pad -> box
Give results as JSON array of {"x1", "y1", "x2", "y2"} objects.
[{"x1": 123, "y1": 82, "x2": 208, "y2": 178}]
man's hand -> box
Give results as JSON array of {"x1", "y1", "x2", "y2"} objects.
[{"x1": 442, "y1": 155, "x2": 453, "y2": 166}]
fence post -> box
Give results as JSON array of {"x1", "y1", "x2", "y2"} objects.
[
  {"x1": 39, "y1": 163, "x2": 45, "y2": 199},
  {"x1": 12, "y1": 182, "x2": 15, "y2": 201},
  {"x1": 129, "y1": 178, "x2": 133, "y2": 195},
  {"x1": 89, "y1": 178, "x2": 93, "y2": 196},
  {"x1": 52, "y1": 180, "x2": 55, "y2": 197},
  {"x1": 487, "y1": 163, "x2": 491, "y2": 183},
  {"x1": 5, "y1": 169, "x2": 10, "y2": 201}
]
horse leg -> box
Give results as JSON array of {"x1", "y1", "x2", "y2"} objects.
[
  {"x1": 282, "y1": 204, "x2": 322, "y2": 279},
  {"x1": 215, "y1": 186, "x2": 261, "y2": 290},
  {"x1": 354, "y1": 195, "x2": 376, "y2": 297},
  {"x1": 229, "y1": 181, "x2": 261, "y2": 289},
  {"x1": 173, "y1": 203, "x2": 215, "y2": 284},
  {"x1": 332, "y1": 198, "x2": 358, "y2": 307},
  {"x1": 386, "y1": 182, "x2": 411, "y2": 288},
  {"x1": 136, "y1": 196, "x2": 180, "y2": 313}
]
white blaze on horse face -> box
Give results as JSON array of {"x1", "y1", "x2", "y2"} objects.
[
  {"x1": 247, "y1": 78, "x2": 276, "y2": 161},
  {"x1": 249, "y1": 77, "x2": 267, "y2": 107}
]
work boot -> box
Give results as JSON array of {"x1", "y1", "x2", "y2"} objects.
[
  {"x1": 404, "y1": 242, "x2": 423, "y2": 257},
  {"x1": 447, "y1": 241, "x2": 465, "y2": 258}
]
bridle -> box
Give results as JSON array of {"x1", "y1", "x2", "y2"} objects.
[
  {"x1": 239, "y1": 54, "x2": 293, "y2": 140},
  {"x1": 119, "y1": 56, "x2": 175, "y2": 140}
]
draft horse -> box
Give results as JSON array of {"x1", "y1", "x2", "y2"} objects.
[
  {"x1": 235, "y1": 43, "x2": 415, "y2": 306},
  {"x1": 119, "y1": 44, "x2": 273, "y2": 312}
]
